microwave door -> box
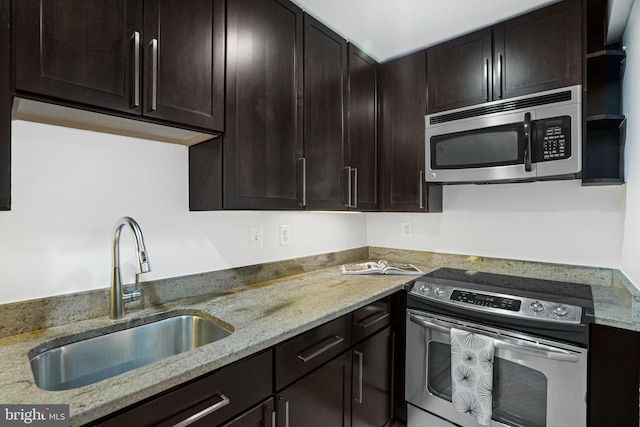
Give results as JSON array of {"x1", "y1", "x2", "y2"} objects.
[{"x1": 426, "y1": 110, "x2": 537, "y2": 183}]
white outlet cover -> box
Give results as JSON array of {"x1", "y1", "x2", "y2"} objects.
[
  {"x1": 402, "y1": 222, "x2": 412, "y2": 237},
  {"x1": 280, "y1": 225, "x2": 291, "y2": 246}
]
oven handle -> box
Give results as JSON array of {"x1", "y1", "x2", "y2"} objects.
[{"x1": 409, "y1": 313, "x2": 580, "y2": 363}]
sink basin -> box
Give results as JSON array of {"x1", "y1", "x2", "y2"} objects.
[{"x1": 29, "y1": 311, "x2": 233, "y2": 391}]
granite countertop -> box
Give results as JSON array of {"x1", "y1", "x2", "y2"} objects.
[
  {"x1": 0, "y1": 265, "x2": 414, "y2": 426},
  {"x1": 0, "y1": 248, "x2": 638, "y2": 426}
]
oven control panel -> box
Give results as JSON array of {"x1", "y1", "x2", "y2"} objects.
[{"x1": 410, "y1": 280, "x2": 582, "y2": 324}]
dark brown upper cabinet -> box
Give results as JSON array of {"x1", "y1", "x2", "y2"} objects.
[
  {"x1": 379, "y1": 51, "x2": 442, "y2": 212},
  {"x1": 347, "y1": 44, "x2": 379, "y2": 211},
  {"x1": 427, "y1": 0, "x2": 582, "y2": 114},
  {"x1": 427, "y1": 29, "x2": 493, "y2": 114},
  {"x1": 14, "y1": 0, "x2": 224, "y2": 132},
  {"x1": 303, "y1": 14, "x2": 348, "y2": 211},
  {"x1": 1, "y1": 0, "x2": 10, "y2": 211},
  {"x1": 223, "y1": 0, "x2": 304, "y2": 209},
  {"x1": 493, "y1": 0, "x2": 582, "y2": 101}
]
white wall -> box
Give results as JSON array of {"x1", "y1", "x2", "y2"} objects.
[
  {"x1": 367, "y1": 181, "x2": 625, "y2": 268},
  {"x1": 0, "y1": 121, "x2": 368, "y2": 304},
  {"x1": 620, "y1": 0, "x2": 640, "y2": 287}
]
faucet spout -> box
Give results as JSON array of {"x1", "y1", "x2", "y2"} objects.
[{"x1": 110, "y1": 217, "x2": 151, "y2": 320}]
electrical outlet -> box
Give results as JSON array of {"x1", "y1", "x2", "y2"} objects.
[
  {"x1": 402, "y1": 222, "x2": 412, "y2": 237},
  {"x1": 250, "y1": 226, "x2": 264, "y2": 250},
  {"x1": 280, "y1": 225, "x2": 291, "y2": 246}
]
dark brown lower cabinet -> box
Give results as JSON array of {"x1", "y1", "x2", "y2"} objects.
[
  {"x1": 220, "y1": 398, "x2": 275, "y2": 427},
  {"x1": 276, "y1": 351, "x2": 352, "y2": 427},
  {"x1": 589, "y1": 324, "x2": 640, "y2": 427},
  {"x1": 352, "y1": 326, "x2": 394, "y2": 427}
]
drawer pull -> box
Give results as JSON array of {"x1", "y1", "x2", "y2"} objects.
[
  {"x1": 172, "y1": 394, "x2": 230, "y2": 427},
  {"x1": 297, "y1": 335, "x2": 345, "y2": 362},
  {"x1": 357, "y1": 311, "x2": 390, "y2": 329}
]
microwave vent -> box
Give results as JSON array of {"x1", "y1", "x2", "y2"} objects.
[{"x1": 429, "y1": 90, "x2": 573, "y2": 125}]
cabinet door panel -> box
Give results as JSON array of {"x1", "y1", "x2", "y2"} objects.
[
  {"x1": 493, "y1": 0, "x2": 582, "y2": 100},
  {"x1": 15, "y1": 0, "x2": 142, "y2": 114},
  {"x1": 352, "y1": 327, "x2": 394, "y2": 427},
  {"x1": 143, "y1": 0, "x2": 224, "y2": 131},
  {"x1": 347, "y1": 44, "x2": 378, "y2": 211},
  {"x1": 224, "y1": 0, "x2": 303, "y2": 209},
  {"x1": 304, "y1": 14, "x2": 347, "y2": 210},
  {"x1": 379, "y1": 51, "x2": 430, "y2": 211},
  {"x1": 276, "y1": 351, "x2": 351, "y2": 427},
  {"x1": 427, "y1": 28, "x2": 492, "y2": 113}
]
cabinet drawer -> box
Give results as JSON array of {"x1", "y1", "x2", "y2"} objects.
[
  {"x1": 92, "y1": 350, "x2": 272, "y2": 427},
  {"x1": 352, "y1": 296, "x2": 391, "y2": 343},
  {"x1": 275, "y1": 314, "x2": 352, "y2": 390}
]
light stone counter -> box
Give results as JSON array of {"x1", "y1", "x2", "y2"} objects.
[
  {"x1": 0, "y1": 264, "x2": 413, "y2": 426},
  {"x1": 0, "y1": 246, "x2": 638, "y2": 426}
]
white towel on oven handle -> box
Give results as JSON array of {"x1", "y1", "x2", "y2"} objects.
[{"x1": 450, "y1": 327, "x2": 495, "y2": 426}]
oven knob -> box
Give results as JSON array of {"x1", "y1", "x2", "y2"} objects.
[
  {"x1": 418, "y1": 284, "x2": 431, "y2": 294},
  {"x1": 434, "y1": 286, "x2": 446, "y2": 297},
  {"x1": 552, "y1": 305, "x2": 569, "y2": 316},
  {"x1": 530, "y1": 301, "x2": 545, "y2": 312}
]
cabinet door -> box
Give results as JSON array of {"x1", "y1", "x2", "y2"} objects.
[
  {"x1": 303, "y1": 14, "x2": 348, "y2": 210},
  {"x1": 352, "y1": 327, "x2": 394, "y2": 427},
  {"x1": 379, "y1": 50, "x2": 442, "y2": 212},
  {"x1": 347, "y1": 44, "x2": 378, "y2": 211},
  {"x1": 220, "y1": 398, "x2": 275, "y2": 427},
  {"x1": 14, "y1": 0, "x2": 143, "y2": 114},
  {"x1": 493, "y1": 0, "x2": 582, "y2": 100},
  {"x1": 589, "y1": 324, "x2": 640, "y2": 427},
  {"x1": 427, "y1": 28, "x2": 493, "y2": 113},
  {"x1": 143, "y1": 0, "x2": 224, "y2": 131},
  {"x1": 276, "y1": 351, "x2": 352, "y2": 427},
  {"x1": 0, "y1": 0, "x2": 10, "y2": 210},
  {"x1": 224, "y1": 0, "x2": 303, "y2": 209}
]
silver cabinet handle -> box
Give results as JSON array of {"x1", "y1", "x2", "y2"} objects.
[
  {"x1": 354, "y1": 350, "x2": 364, "y2": 404},
  {"x1": 172, "y1": 394, "x2": 230, "y2": 427},
  {"x1": 418, "y1": 170, "x2": 425, "y2": 209},
  {"x1": 150, "y1": 38, "x2": 158, "y2": 111},
  {"x1": 131, "y1": 31, "x2": 141, "y2": 108},
  {"x1": 344, "y1": 166, "x2": 352, "y2": 208},
  {"x1": 484, "y1": 57, "x2": 489, "y2": 102},
  {"x1": 296, "y1": 335, "x2": 344, "y2": 362},
  {"x1": 271, "y1": 407, "x2": 276, "y2": 427},
  {"x1": 352, "y1": 167, "x2": 358, "y2": 208},
  {"x1": 356, "y1": 311, "x2": 390, "y2": 329},
  {"x1": 285, "y1": 400, "x2": 290, "y2": 427},
  {"x1": 299, "y1": 157, "x2": 306, "y2": 207}
]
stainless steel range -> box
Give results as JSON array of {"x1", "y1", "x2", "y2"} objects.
[{"x1": 405, "y1": 268, "x2": 594, "y2": 427}]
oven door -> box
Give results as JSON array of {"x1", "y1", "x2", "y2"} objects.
[
  {"x1": 425, "y1": 110, "x2": 536, "y2": 183},
  {"x1": 406, "y1": 310, "x2": 587, "y2": 427}
]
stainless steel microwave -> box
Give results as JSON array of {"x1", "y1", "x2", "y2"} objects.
[{"x1": 425, "y1": 85, "x2": 582, "y2": 184}]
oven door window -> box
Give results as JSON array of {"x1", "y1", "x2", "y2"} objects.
[
  {"x1": 427, "y1": 341, "x2": 548, "y2": 427},
  {"x1": 430, "y1": 123, "x2": 525, "y2": 170}
]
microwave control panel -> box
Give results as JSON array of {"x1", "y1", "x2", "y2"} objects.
[{"x1": 536, "y1": 116, "x2": 571, "y2": 161}]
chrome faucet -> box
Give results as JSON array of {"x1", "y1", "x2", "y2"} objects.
[{"x1": 110, "y1": 217, "x2": 151, "y2": 320}]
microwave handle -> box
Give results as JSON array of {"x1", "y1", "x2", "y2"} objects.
[{"x1": 524, "y1": 112, "x2": 532, "y2": 172}]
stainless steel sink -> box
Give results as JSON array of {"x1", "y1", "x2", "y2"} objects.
[{"x1": 29, "y1": 311, "x2": 233, "y2": 391}]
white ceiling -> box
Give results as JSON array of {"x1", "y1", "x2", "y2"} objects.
[{"x1": 290, "y1": 0, "x2": 561, "y2": 62}]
